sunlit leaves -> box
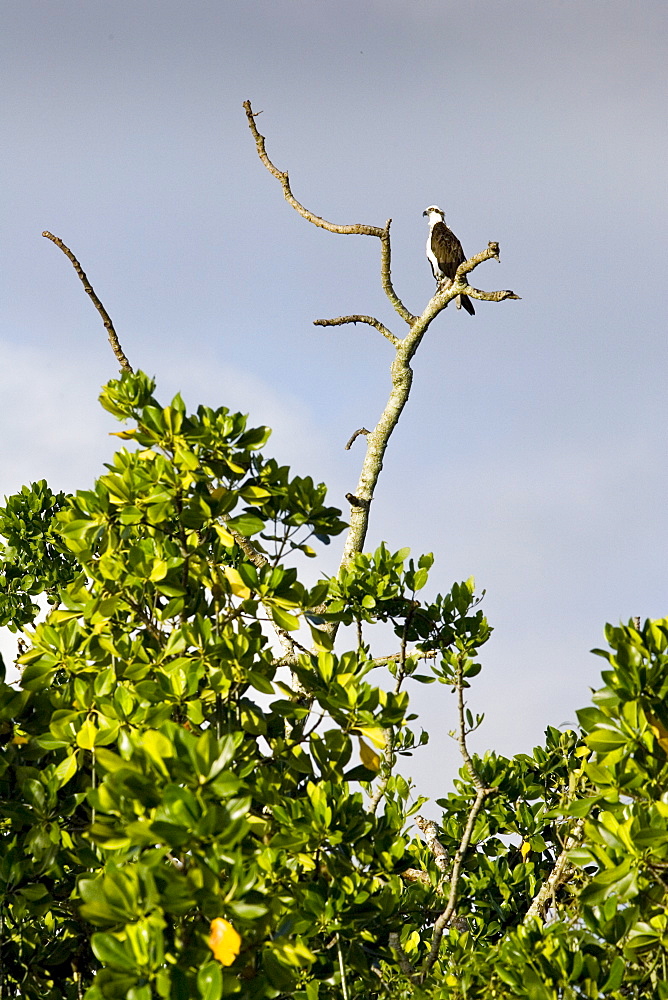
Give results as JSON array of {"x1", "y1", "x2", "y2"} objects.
[
  {"x1": 358, "y1": 738, "x2": 381, "y2": 772},
  {"x1": 4, "y1": 370, "x2": 668, "y2": 1000}
]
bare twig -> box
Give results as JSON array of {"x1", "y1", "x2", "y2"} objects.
[
  {"x1": 421, "y1": 785, "x2": 492, "y2": 976},
  {"x1": 370, "y1": 649, "x2": 437, "y2": 669},
  {"x1": 243, "y1": 100, "x2": 414, "y2": 323},
  {"x1": 244, "y1": 101, "x2": 384, "y2": 239},
  {"x1": 454, "y1": 668, "x2": 487, "y2": 794},
  {"x1": 450, "y1": 243, "x2": 520, "y2": 304},
  {"x1": 314, "y1": 315, "x2": 400, "y2": 347},
  {"x1": 344, "y1": 428, "x2": 371, "y2": 451},
  {"x1": 121, "y1": 594, "x2": 162, "y2": 642},
  {"x1": 524, "y1": 818, "x2": 585, "y2": 922},
  {"x1": 420, "y1": 661, "x2": 497, "y2": 976},
  {"x1": 337, "y1": 936, "x2": 350, "y2": 1000},
  {"x1": 381, "y1": 222, "x2": 417, "y2": 325},
  {"x1": 42, "y1": 231, "x2": 133, "y2": 373},
  {"x1": 366, "y1": 731, "x2": 393, "y2": 815},
  {"x1": 345, "y1": 493, "x2": 370, "y2": 509}
]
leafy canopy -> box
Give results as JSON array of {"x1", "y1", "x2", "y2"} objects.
[{"x1": 1, "y1": 372, "x2": 668, "y2": 1000}]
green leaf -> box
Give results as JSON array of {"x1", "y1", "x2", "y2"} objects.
[
  {"x1": 586, "y1": 727, "x2": 628, "y2": 752},
  {"x1": 226, "y1": 513, "x2": 265, "y2": 536},
  {"x1": 308, "y1": 623, "x2": 333, "y2": 651},
  {"x1": 53, "y1": 752, "x2": 78, "y2": 788},
  {"x1": 91, "y1": 933, "x2": 136, "y2": 971},
  {"x1": 601, "y1": 955, "x2": 625, "y2": 992},
  {"x1": 270, "y1": 605, "x2": 300, "y2": 631},
  {"x1": 197, "y1": 961, "x2": 222, "y2": 1000}
]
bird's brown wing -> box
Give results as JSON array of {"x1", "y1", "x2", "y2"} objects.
[{"x1": 431, "y1": 222, "x2": 466, "y2": 280}]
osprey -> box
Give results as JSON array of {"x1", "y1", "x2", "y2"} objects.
[{"x1": 423, "y1": 206, "x2": 475, "y2": 315}]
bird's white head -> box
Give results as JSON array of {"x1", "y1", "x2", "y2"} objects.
[{"x1": 423, "y1": 205, "x2": 445, "y2": 222}]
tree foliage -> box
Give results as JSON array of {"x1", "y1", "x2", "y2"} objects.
[
  {"x1": 2, "y1": 103, "x2": 666, "y2": 1000},
  {"x1": 1, "y1": 373, "x2": 668, "y2": 1000}
]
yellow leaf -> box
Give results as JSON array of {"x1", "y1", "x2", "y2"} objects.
[
  {"x1": 207, "y1": 918, "x2": 241, "y2": 966},
  {"x1": 520, "y1": 841, "x2": 531, "y2": 861},
  {"x1": 11, "y1": 733, "x2": 28, "y2": 745},
  {"x1": 359, "y1": 738, "x2": 381, "y2": 772},
  {"x1": 355, "y1": 726, "x2": 387, "y2": 749},
  {"x1": 241, "y1": 485, "x2": 271, "y2": 501},
  {"x1": 139, "y1": 730, "x2": 173, "y2": 776},
  {"x1": 646, "y1": 711, "x2": 668, "y2": 754},
  {"x1": 48, "y1": 609, "x2": 82, "y2": 624},
  {"x1": 222, "y1": 567, "x2": 252, "y2": 599},
  {"x1": 645, "y1": 711, "x2": 668, "y2": 754},
  {"x1": 76, "y1": 718, "x2": 98, "y2": 750},
  {"x1": 214, "y1": 524, "x2": 235, "y2": 546}
]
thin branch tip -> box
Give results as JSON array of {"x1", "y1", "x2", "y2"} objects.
[
  {"x1": 314, "y1": 314, "x2": 400, "y2": 346},
  {"x1": 243, "y1": 99, "x2": 415, "y2": 322},
  {"x1": 345, "y1": 428, "x2": 370, "y2": 451},
  {"x1": 42, "y1": 230, "x2": 133, "y2": 374}
]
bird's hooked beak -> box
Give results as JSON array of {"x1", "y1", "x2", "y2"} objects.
[{"x1": 422, "y1": 209, "x2": 428, "y2": 217}]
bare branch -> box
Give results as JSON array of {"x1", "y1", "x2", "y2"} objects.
[
  {"x1": 344, "y1": 428, "x2": 371, "y2": 451},
  {"x1": 222, "y1": 515, "x2": 270, "y2": 570},
  {"x1": 42, "y1": 231, "x2": 133, "y2": 373},
  {"x1": 370, "y1": 649, "x2": 437, "y2": 668},
  {"x1": 420, "y1": 661, "x2": 497, "y2": 976},
  {"x1": 456, "y1": 241, "x2": 501, "y2": 276},
  {"x1": 314, "y1": 315, "x2": 400, "y2": 347},
  {"x1": 422, "y1": 786, "x2": 491, "y2": 975},
  {"x1": 464, "y1": 286, "x2": 522, "y2": 304},
  {"x1": 243, "y1": 101, "x2": 415, "y2": 323},
  {"x1": 380, "y1": 221, "x2": 417, "y2": 325},
  {"x1": 455, "y1": 666, "x2": 488, "y2": 794},
  {"x1": 524, "y1": 818, "x2": 585, "y2": 923},
  {"x1": 415, "y1": 816, "x2": 449, "y2": 875},
  {"x1": 243, "y1": 101, "x2": 384, "y2": 238},
  {"x1": 336, "y1": 937, "x2": 350, "y2": 1000},
  {"x1": 244, "y1": 100, "x2": 521, "y2": 645}
]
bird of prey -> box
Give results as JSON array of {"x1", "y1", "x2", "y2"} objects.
[{"x1": 423, "y1": 206, "x2": 475, "y2": 315}]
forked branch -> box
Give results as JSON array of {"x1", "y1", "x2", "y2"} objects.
[{"x1": 243, "y1": 100, "x2": 521, "y2": 626}]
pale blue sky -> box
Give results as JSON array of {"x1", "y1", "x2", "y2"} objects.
[{"x1": 2, "y1": 1, "x2": 667, "y2": 797}]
